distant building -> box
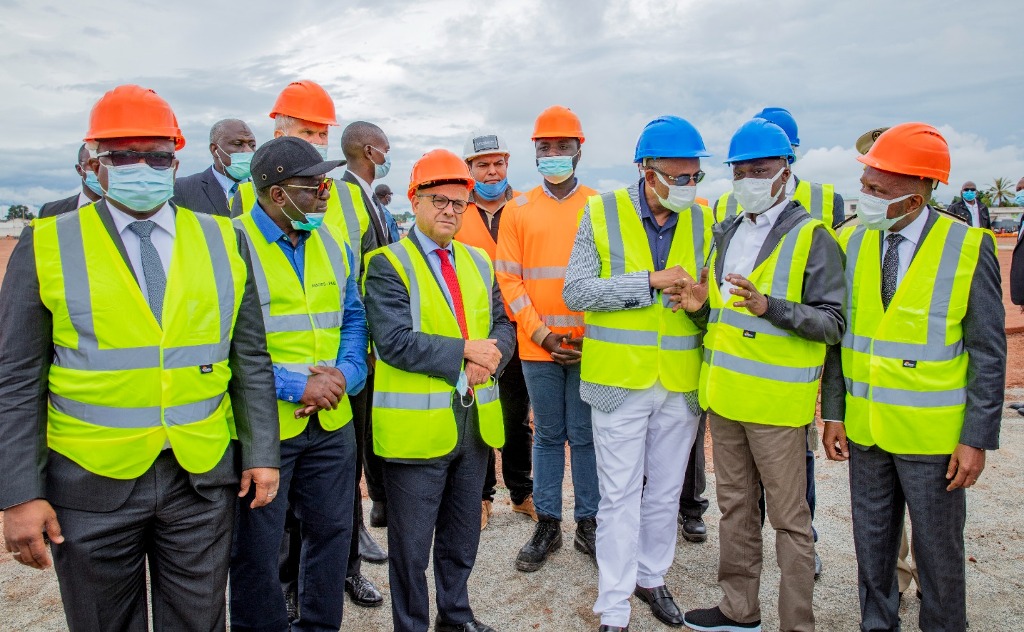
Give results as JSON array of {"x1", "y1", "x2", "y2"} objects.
[{"x1": 0, "y1": 219, "x2": 29, "y2": 238}]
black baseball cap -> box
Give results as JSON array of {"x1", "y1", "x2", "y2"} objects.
[{"x1": 251, "y1": 136, "x2": 346, "y2": 190}]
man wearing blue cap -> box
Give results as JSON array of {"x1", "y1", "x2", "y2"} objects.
[
  {"x1": 564, "y1": 116, "x2": 714, "y2": 632},
  {"x1": 669, "y1": 119, "x2": 845, "y2": 632}
]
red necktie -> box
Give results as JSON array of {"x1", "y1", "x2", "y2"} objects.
[{"x1": 435, "y1": 248, "x2": 469, "y2": 339}]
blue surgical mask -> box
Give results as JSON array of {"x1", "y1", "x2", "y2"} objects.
[
  {"x1": 537, "y1": 154, "x2": 576, "y2": 184},
  {"x1": 102, "y1": 163, "x2": 175, "y2": 212},
  {"x1": 281, "y1": 189, "x2": 324, "y2": 232},
  {"x1": 1016, "y1": 191, "x2": 1024, "y2": 206},
  {"x1": 370, "y1": 146, "x2": 392, "y2": 179},
  {"x1": 313, "y1": 144, "x2": 329, "y2": 160},
  {"x1": 474, "y1": 178, "x2": 508, "y2": 201},
  {"x1": 217, "y1": 146, "x2": 253, "y2": 181},
  {"x1": 83, "y1": 170, "x2": 104, "y2": 196},
  {"x1": 961, "y1": 189, "x2": 977, "y2": 202}
]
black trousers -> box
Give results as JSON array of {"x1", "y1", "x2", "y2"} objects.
[
  {"x1": 678, "y1": 411, "x2": 709, "y2": 518},
  {"x1": 385, "y1": 406, "x2": 490, "y2": 632},
  {"x1": 347, "y1": 374, "x2": 387, "y2": 577},
  {"x1": 482, "y1": 350, "x2": 533, "y2": 504}
]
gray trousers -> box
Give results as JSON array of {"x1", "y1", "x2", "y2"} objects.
[
  {"x1": 51, "y1": 450, "x2": 234, "y2": 632},
  {"x1": 849, "y1": 442, "x2": 967, "y2": 632}
]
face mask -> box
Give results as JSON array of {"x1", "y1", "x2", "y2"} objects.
[
  {"x1": 312, "y1": 144, "x2": 329, "y2": 160},
  {"x1": 103, "y1": 163, "x2": 175, "y2": 212},
  {"x1": 369, "y1": 146, "x2": 392, "y2": 179},
  {"x1": 961, "y1": 190, "x2": 977, "y2": 202},
  {"x1": 455, "y1": 369, "x2": 475, "y2": 407},
  {"x1": 83, "y1": 170, "x2": 104, "y2": 196},
  {"x1": 537, "y1": 154, "x2": 576, "y2": 184},
  {"x1": 1016, "y1": 191, "x2": 1024, "y2": 206},
  {"x1": 217, "y1": 146, "x2": 253, "y2": 181},
  {"x1": 474, "y1": 178, "x2": 508, "y2": 201},
  {"x1": 857, "y1": 192, "x2": 916, "y2": 231},
  {"x1": 280, "y1": 189, "x2": 324, "y2": 231},
  {"x1": 653, "y1": 171, "x2": 696, "y2": 212},
  {"x1": 732, "y1": 166, "x2": 786, "y2": 215}
]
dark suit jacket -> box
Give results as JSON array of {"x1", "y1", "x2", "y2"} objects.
[
  {"x1": 1011, "y1": 233, "x2": 1024, "y2": 305},
  {"x1": 946, "y1": 198, "x2": 991, "y2": 229},
  {"x1": 340, "y1": 171, "x2": 389, "y2": 254},
  {"x1": 0, "y1": 200, "x2": 280, "y2": 512},
  {"x1": 821, "y1": 208, "x2": 1006, "y2": 450},
  {"x1": 38, "y1": 193, "x2": 81, "y2": 219},
  {"x1": 172, "y1": 166, "x2": 233, "y2": 217}
]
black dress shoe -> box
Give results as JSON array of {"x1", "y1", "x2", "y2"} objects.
[
  {"x1": 359, "y1": 523, "x2": 388, "y2": 563},
  {"x1": 634, "y1": 584, "x2": 684, "y2": 626},
  {"x1": 680, "y1": 515, "x2": 708, "y2": 543},
  {"x1": 369, "y1": 500, "x2": 387, "y2": 528},
  {"x1": 598, "y1": 626, "x2": 629, "y2": 631},
  {"x1": 516, "y1": 517, "x2": 562, "y2": 572},
  {"x1": 814, "y1": 552, "x2": 823, "y2": 580},
  {"x1": 345, "y1": 573, "x2": 384, "y2": 607},
  {"x1": 574, "y1": 517, "x2": 597, "y2": 559},
  {"x1": 1010, "y1": 402, "x2": 1023, "y2": 410},
  {"x1": 435, "y1": 617, "x2": 496, "y2": 632}
]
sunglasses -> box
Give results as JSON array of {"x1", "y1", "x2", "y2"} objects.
[
  {"x1": 962, "y1": 188, "x2": 977, "y2": 192},
  {"x1": 416, "y1": 193, "x2": 468, "y2": 214},
  {"x1": 96, "y1": 150, "x2": 175, "y2": 169},
  {"x1": 283, "y1": 180, "x2": 330, "y2": 196},
  {"x1": 650, "y1": 166, "x2": 706, "y2": 185}
]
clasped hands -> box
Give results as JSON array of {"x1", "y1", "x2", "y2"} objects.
[
  {"x1": 464, "y1": 339, "x2": 502, "y2": 386},
  {"x1": 295, "y1": 365, "x2": 348, "y2": 419}
]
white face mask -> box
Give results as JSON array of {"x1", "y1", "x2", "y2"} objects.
[
  {"x1": 858, "y1": 192, "x2": 916, "y2": 231},
  {"x1": 653, "y1": 171, "x2": 696, "y2": 212},
  {"x1": 732, "y1": 166, "x2": 786, "y2": 215}
]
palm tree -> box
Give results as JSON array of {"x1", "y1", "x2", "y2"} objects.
[{"x1": 987, "y1": 177, "x2": 1014, "y2": 206}]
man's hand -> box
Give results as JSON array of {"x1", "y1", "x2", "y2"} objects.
[
  {"x1": 649, "y1": 264, "x2": 689, "y2": 291},
  {"x1": 300, "y1": 366, "x2": 345, "y2": 411},
  {"x1": 666, "y1": 267, "x2": 710, "y2": 313},
  {"x1": 822, "y1": 422, "x2": 849, "y2": 461},
  {"x1": 542, "y1": 332, "x2": 582, "y2": 366},
  {"x1": 946, "y1": 444, "x2": 986, "y2": 491},
  {"x1": 2, "y1": 499, "x2": 64, "y2": 569},
  {"x1": 464, "y1": 339, "x2": 501, "y2": 374},
  {"x1": 465, "y1": 361, "x2": 491, "y2": 387},
  {"x1": 240, "y1": 467, "x2": 281, "y2": 509},
  {"x1": 725, "y1": 273, "x2": 769, "y2": 316}
]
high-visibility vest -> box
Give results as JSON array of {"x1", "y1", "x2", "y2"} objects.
[
  {"x1": 235, "y1": 213, "x2": 353, "y2": 440},
  {"x1": 715, "y1": 180, "x2": 837, "y2": 230},
  {"x1": 32, "y1": 203, "x2": 247, "y2": 479},
  {"x1": 699, "y1": 214, "x2": 827, "y2": 425},
  {"x1": 455, "y1": 191, "x2": 520, "y2": 319},
  {"x1": 367, "y1": 237, "x2": 504, "y2": 459},
  {"x1": 839, "y1": 215, "x2": 985, "y2": 454},
  {"x1": 582, "y1": 189, "x2": 713, "y2": 392}
]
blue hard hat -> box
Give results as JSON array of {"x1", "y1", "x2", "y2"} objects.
[
  {"x1": 754, "y1": 107, "x2": 800, "y2": 147},
  {"x1": 725, "y1": 119, "x2": 796, "y2": 164},
  {"x1": 634, "y1": 115, "x2": 710, "y2": 163}
]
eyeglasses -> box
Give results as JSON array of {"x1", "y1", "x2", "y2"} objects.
[
  {"x1": 284, "y1": 180, "x2": 330, "y2": 196},
  {"x1": 416, "y1": 193, "x2": 468, "y2": 214},
  {"x1": 96, "y1": 150, "x2": 175, "y2": 169},
  {"x1": 649, "y1": 166, "x2": 705, "y2": 185},
  {"x1": 962, "y1": 188, "x2": 977, "y2": 192}
]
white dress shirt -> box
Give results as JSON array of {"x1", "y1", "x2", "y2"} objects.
[
  {"x1": 881, "y1": 207, "x2": 928, "y2": 288},
  {"x1": 107, "y1": 203, "x2": 176, "y2": 299},
  {"x1": 720, "y1": 196, "x2": 790, "y2": 294},
  {"x1": 964, "y1": 200, "x2": 980, "y2": 227},
  {"x1": 211, "y1": 165, "x2": 239, "y2": 201},
  {"x1": 77, "y1": 191, "x2": 95, "y2": 209}
]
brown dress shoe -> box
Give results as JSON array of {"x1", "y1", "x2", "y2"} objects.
[
  {"x1": 512, "y1": 494, "x2": 538, "y2": 521},
  {"x1": 481, "y1": 499, "x2": 493, "y2": 530}
]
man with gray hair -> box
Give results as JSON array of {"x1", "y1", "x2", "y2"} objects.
[{"x1": 173, "y1": 119, "x2": 256, "y2": 216}]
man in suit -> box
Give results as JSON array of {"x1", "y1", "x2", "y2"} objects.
[
  {"x1": 375, "y1": 183, "x2": 402, "y2": 242},
  {"x1": 173, "y1": 119, "x2": 256, "y2": 217},
  {"x1": 38, "y1": 143, "x2": 104, "y2": 218},
  {"x1": 0, "y1": 84, "x2": 280, "y2": 632},
  {"x1": 363, "y1": 149, "x2": 515, "y2": 632},
  {"x1": 947, "y1": 181, "x2": 991, "y2": 229},
  {"x1": 1010, "y1": 177, "x2": 1024, "y2": 314},
  {"x1": 822, "y1": 123, "x2": 1005, "y2": 632}
]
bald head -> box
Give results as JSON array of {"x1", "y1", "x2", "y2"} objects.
[
  {"x1": 961, "y1": 181, "x2": 977, "y2": 192},
  {"x1": 210, "y1": 119, "x2": 253, "y2": 145},
  {"x1": 342, "y1": 121, "x2": 389, "y2": 182},
  {"x1": 77, "y1": 143, "x2": 90, "y2": 164},
  {"x1": 1017, "y1": 177, "x2": 1024, "y2": 192}
]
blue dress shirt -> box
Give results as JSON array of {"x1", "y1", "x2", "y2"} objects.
[
  {"x1": 636, "y1": 178, "x2": 679, "y2": 272},
  {"x1": 412, "y1": 227, "x2": 457, "y2": 309},
  {"x1": 250, "y1": 203, "x2": 368, "y2": 403}
]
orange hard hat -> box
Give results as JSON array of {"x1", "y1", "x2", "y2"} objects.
[
  {"x1": 532, "y1": 105, "x2": 585, "y2": 143},
  {"x1": 270, "y1": 80, "x2": 338, "y2": 126},
  {"x1": 84, "y1": 84, "x2": 185, "y2": 150},
  {"x1": 856, "y1": 122, "x2": 950, "y2": 184},
  {"x1": 407, "y1": 149, "x2": 474, "y2": 201}
]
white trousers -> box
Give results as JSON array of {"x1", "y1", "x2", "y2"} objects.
[{"x1": 591, "y1": 381, "x2": 700, "y2": 627}]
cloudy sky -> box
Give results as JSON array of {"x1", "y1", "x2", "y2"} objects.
[{"x1": 2, "y1": 0, "x2": 1022, "y2": 215}]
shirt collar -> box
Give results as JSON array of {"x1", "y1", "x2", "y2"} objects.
[
  {"x1": 109, "y1": 202, "x2": 177, "y2": 239},
  {"x1": 345, "y1": 170, "x2": 376, "y2": 206},
  {"x1": 412, "y1": 226, "x2": 454, "y2": 259},
  {"x1": 541, "y1": 178, "x2": 579, "y2": 200},
  {"x1": 888, "y1": 205, "x2": 929, "y2": 246},
  {"x1": 77, "y1": 191, "x2": 94, "y2": 209},
  {"x1": 744, "y1": 195, "x2": 790, "y2": 228},
  {"x1": 210, "y1": 165, "x2": 238, "y2": 196}
]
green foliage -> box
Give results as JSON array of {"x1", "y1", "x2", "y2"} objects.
[
  {"x1": 5, "y1": 204, "x2": 34, "y2": 220},
  {"x1": 987, "y1": 177, "x2": 1015, "y2": 207}
]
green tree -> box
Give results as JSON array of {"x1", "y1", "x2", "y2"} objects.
[
  {"x1": 987, "y1": 177, "x2": 1014, "y2": 206},
  {"x1": 5, "y1": 204, "x2": 34, "y2": 220}
]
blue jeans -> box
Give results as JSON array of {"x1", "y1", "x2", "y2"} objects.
[{"x1": 521, "y1": 360, "x2": 599, "y2": 522}]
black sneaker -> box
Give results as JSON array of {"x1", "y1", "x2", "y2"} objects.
[
  {"x1": 515, "y1": 517, "x2": 562, "y2": 572},
  {"x1": 680, "y1": 515, "x2": 708, "y2": 543},
  {"x1": 575, "y1": 517, "x2": 597, "y2": 559},
  {"x1": 683, "y1": 606, "x2": 761, "y2": 631}
]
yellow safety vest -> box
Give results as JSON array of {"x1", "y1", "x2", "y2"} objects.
[
  {"x1": 699, "y1": 215, "x2": 827, "y2": 425},
  {"x1": 582, "y1": 189, "x2": 713, "y2": 392},
  {"x1": 715, "y1": 180, "x2": 837, "y2": 230},
  {"x1": 367, "y1": 238, "x2": 504, "y2": 459},
  {"x1": 236, "y1": 214, "x2": 354, "y2": 440},
  {"x1": 32, "y1": 203, "x2": 247, "y2": 479},
  {"x1": 839, "y1": 215, "x2": 984, "y2": 454}
]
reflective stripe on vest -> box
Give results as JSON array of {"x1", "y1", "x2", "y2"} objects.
[
  {"x1": 839, "y1": 216, "x2": 981, "y2": 454},
  {"x1": 715, "y1": 181, "x2": 835, "y2": 229},
  {"x1": 581, "y1": 188, "x2": 711, "y2": 391},
  {"x1": 330, "y1": 180, "x2": 370, "y2": 263},
  {"x1": 699, "y1": 214, "x2": 827, "y2": 425}
]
